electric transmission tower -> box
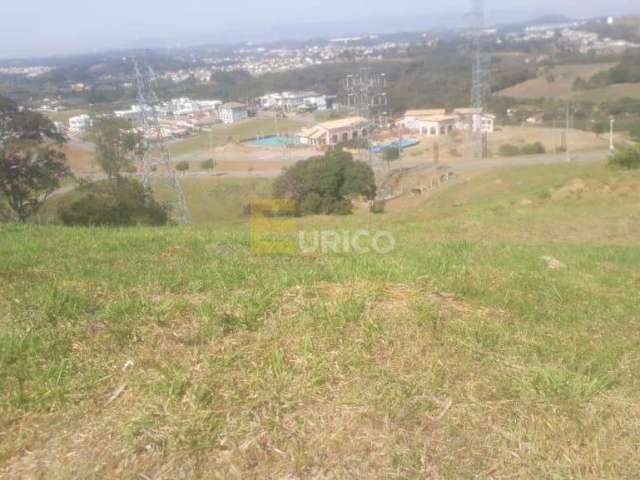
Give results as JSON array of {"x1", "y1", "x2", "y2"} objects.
[
  {"x1": 342, "y1": 68, "x2": 388, "y2": 122},
  {"x1": 470, "y1": 0, "x2": 490, "y2": 159},
  {"x1": 134, "y1": 59, "x2": 191, "y2": 224}
]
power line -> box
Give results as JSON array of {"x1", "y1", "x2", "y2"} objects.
[
  {"x1": 134, "y1": 58, "x2": 191, "y2": 224},
  {"x1": 342, "y1": 68, "x2": 388, "y2": 122},
  {"x1": 470, "y1": 0, "x2": 490, "y2": 160}
]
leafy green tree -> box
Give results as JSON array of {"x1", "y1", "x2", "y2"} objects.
[
  {"x1": 175, "y1": 161, "x2": 190, "y2": 172},
  {"x1": 93, "y1": 117, "x2": 142, "y2": 180},
  {"x1": 273, "y1": 149, "x2": 376, "y2": 215},
  {"x1": 592, "y1": 122, "x2": 607, "y2": 136},
  {"x1": 0, "y1": 95, "x2": 69, "y2": 222},
  {"x1": 382, "y1": 147, "x2": 401, "y2": 163},
  {"x1": 201, "y1": 158, "x2": 216, "y2": 171}
]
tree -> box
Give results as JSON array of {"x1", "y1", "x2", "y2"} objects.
[
  {"x1": 58, "y1": 178, "x2": 168, "y2": 226},
  {"x1": 592, "y1": 121, "x2": 607, "y2": 136},
  {"x1": 382, "y1": 146, "x2": 401, "y2": 165},
  {"x1": 0, "y1": 95, "x2": 69, "y2": 222},
  {"x1": 93, "y1": 117, "x2": 142, "y2": 180},
  {"x1": 201, "y1": 158, "x2": 216, "y2": 171},
  {"x1": 273, "y1": 149, "x2": 376, "y2": 215},
  {"x1": 175, "y1": 161, "x2": 190, "y2": 172}
]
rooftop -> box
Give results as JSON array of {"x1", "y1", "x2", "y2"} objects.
[{"x1": 317, "y1": 116, "x2": 369, "y2": 130}]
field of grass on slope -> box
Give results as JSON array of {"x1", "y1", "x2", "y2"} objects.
[
  {"x1": 496, "y1": 62, "x2": 640, "y2": 101},
  {"x1": 1, "y1": 161, "x2": 640, "y2": 479}
]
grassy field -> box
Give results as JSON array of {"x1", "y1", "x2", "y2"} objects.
[
  {"x1": 154, "y1": 176, "x2": 273, "y2": 224},
  {"x1": 2, "y1": 161, "x2": 640, "y2": 478},
  {"x1": 168, "y1": 117, "x2": 310, "y2": 158},
  {"x1": 496, "y1": 63, "x2": 640, "y2": 101},
  {"x1": 496, "y1": 63, "x2": 614, "y2": 99},
  {"x1": 399, "y1": 126, "x2": 608, "y2": 164}
]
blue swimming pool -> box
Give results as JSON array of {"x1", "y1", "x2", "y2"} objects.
[
  {"x1": 370, "y1": 138, "x2": 420, "y2": 154},
  {"x1": 246, "y1": 136, "x2": 298, "y2": 146}
]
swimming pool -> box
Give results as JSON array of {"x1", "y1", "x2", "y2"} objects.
[
  {"x1": 370, "y1": 138, "x2": 420, "y2": 154},
  {"x1": 246, "y1": 136, "x2": 299, "y2": 147}
]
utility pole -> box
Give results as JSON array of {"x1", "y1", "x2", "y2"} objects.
[{"x1": 610, "y1": 116, "x2": 615, "y2": 152}]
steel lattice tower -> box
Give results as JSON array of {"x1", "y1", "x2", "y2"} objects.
[
  {"x1": 342, "y1": 68, "x2": 388, "y2": 122},
  {"x1": 470, "y1": 0, "x2": 490, "y2": 159},
  {"x1": 134, "y1": 59, "x2": 191, "y2": 224}
]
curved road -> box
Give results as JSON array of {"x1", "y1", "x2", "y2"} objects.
[{"x1": 51, "y1": 149, "x2": 610, "y2": 199}]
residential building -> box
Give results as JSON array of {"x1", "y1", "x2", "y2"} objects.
[
  {"x1": 402, "y1": 110, "x2": 456, "y2": 136},
  {"x1": 454, "y1": 108, "x2": 495, "y2": 133},
  {"x1": 68, "y1": 114, "x2": 93, "y2": 133},
  {"x1": 297, "y1": 116, "x2": 370, "y2": 146},
  {"x1": 219, "y1": 102, "x2": 249, "y2": 124}
]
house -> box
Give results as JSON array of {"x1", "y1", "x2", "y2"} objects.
[
  {"x1": 297, "y1": 116, "x2": 370, "y2": 147},
  {"x1": 257, "y1": 91, "x2": 329, "y2": 112},
  {"x1": 453, "y1": 108, "x2": 495, "y2": 133},
  {"x1": 219, "y1": 102, "x2": 248, "y2": 124},
  {"x1": 68, "y1": 114, "x2": 92, "y2": 133},
  {"x1": 402, "y1": 110, "x2": 457, "y2": 136}
]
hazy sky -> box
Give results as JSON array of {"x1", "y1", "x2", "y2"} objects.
[{"x1": 1, "y1": 0, "x2": 637, "y2": 58}]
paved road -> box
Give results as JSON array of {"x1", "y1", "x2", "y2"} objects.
[
  {"x1": 51, "y1": 149, "x2": 610, "y2": 199},
  {"x1": 449, "y1": 149, "x2": 608, "y2": 173}
]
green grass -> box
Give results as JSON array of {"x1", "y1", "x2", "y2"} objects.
[
  {"x1": 167, "y1": 117, "x2": 309, "y2": 157},
  {"x1": 154, "y1": 176, "x2": 273, "y2": 224},
  {"x1": 1, "y1": 161, "x2": 640, "y2": 478}
]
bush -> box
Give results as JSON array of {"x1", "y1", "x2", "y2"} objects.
[
  {"x1": 58, "y1": 178, "x2": 168, "y2": 226},
  {"x1": 499, "y1": 144, "x2": 520, "y2": 157},
  {"x1": 609, "y1": 144, "x2": 640, "y2": 170},
  {"x1": 175, "y1": 161, "x2": 190, "y2": 172},
  {"x1": 499, "y1": 142, "x2": 546, "y2": 157},
  {"x1": 273, "y1": 150, "x2": 376, "y2": 216},
  {"x1": 382, "y1": 147, "x2": 400, "y2": 162},
  {"x1": 201, "y1": 158, "x2": 216, "y2": 170},
  {"x1": 521, "y1": 142, "x2": 546, "y2": 155}
]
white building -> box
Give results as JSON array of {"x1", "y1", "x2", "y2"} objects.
[
  {"x1": 219, "y1": 102, "x2": 249, "y2": 124},
  {"x1": 401, "y1": 108, "x2": 495, "y2": 136},
  {"x1": 258, "y1": 91, "x2": 329, "y2": 112},
  {"x1": 454, "y1": 108, "x2": 495, "y2": 133},
  {"x1": 297, "y1": 116, "x2": 370, "y2": 146},
  {"x1": 402, "y1": 110, "x2": 457, "y2": 136},
  {"x1": 68, "y1": 114, "x2": 93, "y2": 133}
]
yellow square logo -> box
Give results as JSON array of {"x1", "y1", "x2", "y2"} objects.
[{"x1": 250, "y1": 200, "x2": 298, "y2": 255}]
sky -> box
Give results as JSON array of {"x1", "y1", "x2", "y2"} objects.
[{"x1": 1, "y1": 0, "x2": 638, "y2": 58}]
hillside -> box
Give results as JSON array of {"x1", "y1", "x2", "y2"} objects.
[
  {"x1": 2, "y1": 161, "x2": 640, "y2": 478},
  {"x1": 496, "y1": 63, "x2": 621, "y2": 100}
]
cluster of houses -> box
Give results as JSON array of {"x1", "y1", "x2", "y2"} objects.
[
  {"x1": 295, "y1": 108, "x2": 494, "y2": 147},
  {"x1": 257, "y1": 91, "x2": 332, "y2": 113},
  {"x1": 67, "y1": 98, "x2": 252, "y2": 137},
  {"x1": 400, "y1": 108, "x2": 495, "y2": 136}
]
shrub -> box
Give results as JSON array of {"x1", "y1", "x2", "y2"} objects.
[
  {"x1": 521, "y1": 142, "x2": 546, "y2": 155},
  {"x1": 201, "y1": 158, "x2": 216, "y2": 170},
  {"x1": 58, "y1": 178, "x2": 168, "y2": 226},
  {"x1": 273, "y1": 149, "x2": 376, "y2": 216},
  {"x1": 499, "y1": 142, "x2": 546, "y2": 157},
  {"x1": 382, "y1": 147, "x2": 401, "y2": 162},
  {"x1": 175, "y1": 161, "x2": 190, "y2": 172},
  {"x1": 499, "y1": 144, "x2": 520, "y2": 157},
  {"x1": 608, "y1": 144, "x2": 640, "y2": 170}
]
